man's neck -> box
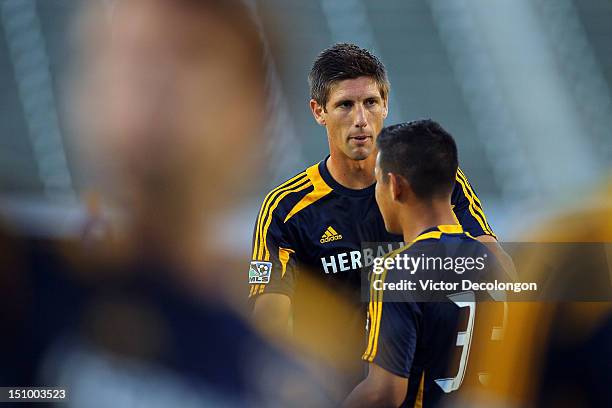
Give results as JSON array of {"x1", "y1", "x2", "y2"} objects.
[
  {"x1": 399, "y1": 199, "x2": 457, "y2": 243},
  {"x1": 326, "y1": 152, "x2": 376, "y2": 190}
]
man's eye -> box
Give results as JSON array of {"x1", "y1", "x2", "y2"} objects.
[
  {"x1": 365, "y1": 99, "x2": 377, "y2": 106},
  {"x1": 340, "y1": 101, "x2": 352, "y2": 108}
]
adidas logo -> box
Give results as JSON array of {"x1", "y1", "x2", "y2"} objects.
[{"x1": 320, "y1": 226, "x2": 343, "y2": 243}]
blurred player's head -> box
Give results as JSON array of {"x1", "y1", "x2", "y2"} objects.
[
  {"x1": 70, "y1": 0, "x2": 268, "y2": 280},
  {"x1": 74, "y1": 0, "x2": 265, "y2": 221},
  {"x1": 309, "y1": 43, "x2": 389, "y2": 161},
  {"x1": 375, "y1": 120, "x2": 458, "y2": 233}
]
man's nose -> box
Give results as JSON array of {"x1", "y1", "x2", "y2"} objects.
[{"x1": 354, "y1": 104, "x2": 367, "y2": 128}]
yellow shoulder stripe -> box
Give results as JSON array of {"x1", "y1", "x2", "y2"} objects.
[
  {"x1": 252, "y1": 172, "x2": 307, "y2": 259},
  {"x1": 363, "y1": 244, "x2": 407, "y2": 361},
  {"x1": 457, "y1": 168, "x2": 484, "y2": 207},
  {"x1": 455, "y1": 169, "x2": 496, "y2": 238},
  {"x1": 457, "y1": 169, "x2": 494, "y2": 236},
  {"x1": 437, "y1": 224, "x2": 463, "y2": 234},
  {"x1": 260, "y1": 180, "x2": 312, "y2": 261},
  {"x1": 363, "y1": 229, "x2": 444, "y2": 362},
  {"x1": 284, "y1": 163, "x2": 333, "y2": 223},
  {"x1": 414, "y1": 231, "x2": 443, "y2": 242}
]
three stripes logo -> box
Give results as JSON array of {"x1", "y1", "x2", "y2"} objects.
[{"x1": 320, "y1": 226, "x2": 343, "y2": 244}]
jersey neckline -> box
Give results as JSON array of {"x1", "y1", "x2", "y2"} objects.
[
  {"x1": 318, "y1": 156, "x2": 376, "y2": 197},
  {"x1": 417, "y1": 224, "x2": 464, "y2": 237}
]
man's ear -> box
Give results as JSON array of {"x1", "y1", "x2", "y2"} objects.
[
  {"x1": 388, "y1": 173, "x2": 402, "y2": 201},
  {"x1": 382, "y1": 97, "x2": 389, "y2": 119},
  {"x1": 310, "y1": 99, "x2": 326, "y2": 126}
]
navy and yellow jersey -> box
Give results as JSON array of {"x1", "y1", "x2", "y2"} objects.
[
  {"x1": 248, "y1": 157, "x2": 495, "y2": 302},
  {"x1": 246, "y1": 157, "x2": 495, "y2": 388},
  {"x1": 363, "y1": 225, "x2": 504, "y2": 408}
]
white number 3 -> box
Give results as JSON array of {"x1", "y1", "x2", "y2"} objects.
[{"x1": 434, "y1": 290, "x2": 507, "y2": 393}]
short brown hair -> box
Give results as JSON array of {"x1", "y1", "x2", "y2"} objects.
[{"x1": 308, "y1": 43, "x2": 390, "y2": 109}]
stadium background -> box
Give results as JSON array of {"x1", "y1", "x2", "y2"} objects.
[
  {"x1": 0, "y1": 1, "x2": 611, "y2": 405},
  {"x1": 1, "y1": 0, "x2": 611, "y2": 246}
]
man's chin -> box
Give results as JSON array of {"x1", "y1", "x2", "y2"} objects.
[{"x1": 346, "y1": 147, "x2": 373, "y2": 161}]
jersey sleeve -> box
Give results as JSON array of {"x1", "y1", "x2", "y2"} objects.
[
  {"x1": 362, "y1": 250, "x2": 423, "y2": 378},
  {"x1": 452, "y1": 168, "x2": 496, "y2": 239},
  {"x1": 248, "y1": 195, "x2": 299, "y2": 302},
  {"x1": 362, "y1": 299, "x2": 421, "y2": 378}
]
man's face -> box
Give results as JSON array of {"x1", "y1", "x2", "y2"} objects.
[
  {"x1": 374, "y1": 152, "x2": 401, "y2": 234},
  {"x1": 75, "y1": 0, "x2": 264, "y2": 210},
  {"x1": 312, "y1": 76, "x2": 388, "y2": 161}
]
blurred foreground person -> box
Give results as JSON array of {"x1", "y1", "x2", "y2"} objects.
[
  {"x1": 1, "y1": 0, "x2": 332, "y2": 406},
  {"x1": 456, "y1": 182, "x2": 612, "y2": 408}
]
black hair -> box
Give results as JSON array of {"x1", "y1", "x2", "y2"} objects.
[{"x1": 377, "y1": 119, "x2": 458, "y2": 200}]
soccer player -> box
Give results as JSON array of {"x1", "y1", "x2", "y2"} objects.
[
  {"x1": 344, "y1": 120, "x2": 504, "y2": 407},
  {"x1": 249, "y1": 43, "x2": 507, "y2": 390}
]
